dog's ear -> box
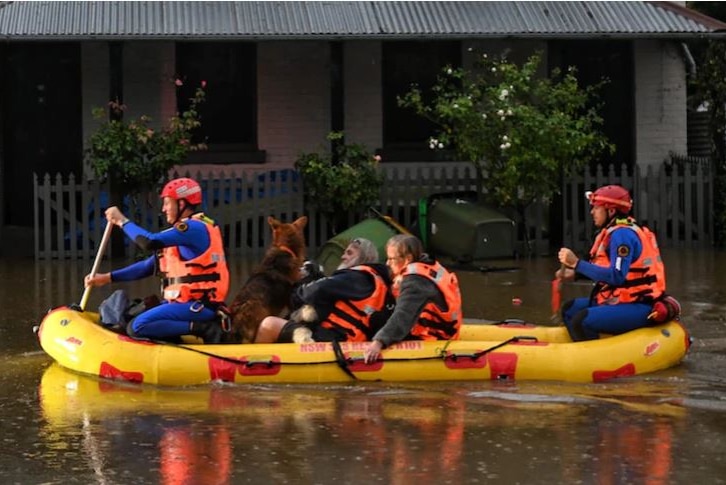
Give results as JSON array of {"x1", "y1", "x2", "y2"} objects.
[
  {"x1": 268, "y1": 216, "x2": 282, "y2": 230},
  {"x1": 292, "y1": 216, "x2": 308, "y2": 231}
]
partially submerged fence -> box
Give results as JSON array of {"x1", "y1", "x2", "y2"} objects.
[
  {"x1": 34, "y1": 156, "x2": 714, "y2": 260},
  {"x1": 562, "y1": 155, "x2": 713, "y2": 251}
]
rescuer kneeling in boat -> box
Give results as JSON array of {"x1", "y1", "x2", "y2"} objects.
[
  {"x1": 84, "y1": 177, "x2": 230, "y2": 344},
  {"x1": 363, "y1": 234, "x2": 462, "y2": 364},
  {"x1": 556, "y1": 184, "x2": 677, "y2": 341}
]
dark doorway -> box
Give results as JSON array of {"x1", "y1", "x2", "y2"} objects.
[
  {"x1": 2, "y1": 43, "x2": 82, "y2": 226},
  {"x1": 548, "y1": 40, "x2": 635, "y2": 170},
  {"x1": 381, "y1": 41, "x2": 461, "y2": 161},
  {"x1": 547, "y1": 40, "x2": 634, "y2": 250},
  {"x1": 176, "y1": 42, "x2": 262, "y2": 164}
]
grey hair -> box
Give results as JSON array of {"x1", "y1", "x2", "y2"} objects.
[{"x1": 346, "y1": 237, "x2": 379, "y2": 266}]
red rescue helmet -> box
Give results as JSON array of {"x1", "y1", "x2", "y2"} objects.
[
  {"x1": 160, "y1": 178, "x2": 202, "y2": 205},
  {"x1": 585, "y1": 185, "x2": 632, "y2": 212}
]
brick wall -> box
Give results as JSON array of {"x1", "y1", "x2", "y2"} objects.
[
  {"x1": 80, "y1": 42, "x2": 109, "y2": 155},
  {"x1": 81, "y1": 41, "x2": 177, "y2": 177},
  {"x1": 344, "y1": 41, "x2": 383, "y2": 152},
  {"x1": 257, "y1": 41, "x2": 331, "y2": 169},
  {"x1": 634, "y1": 40, "x2": 688, "y2": 167},
  {"x1": 124, "y1": 42, "x2": 176, "y2": 126},
  {"x1": 79, "y1": 39, "x2": 690, "y2": 176}
]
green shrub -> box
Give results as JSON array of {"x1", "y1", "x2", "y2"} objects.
[
  {"x1": 295, "y1": 132, "x2": 382, "y2": 227},
  {"x1": 86, "y1": 83, "x2": 206, "y2": 194}
]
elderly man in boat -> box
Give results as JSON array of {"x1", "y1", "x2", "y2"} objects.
[
  {"x1": 83, "y1": 177, "x2": 230, "y2": 344},
  {"x1": 556, "y1": 184, "x2": 679, "y2": 341},
  {"x1": 363, "y1": 234, "x2": 463, "y2": 363},
  {"x1": 254, "y1": 237, "x2": 394, "y2": 344}
]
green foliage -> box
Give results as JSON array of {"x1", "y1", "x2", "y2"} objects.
[
  {"x1": 295, "y1": 132, "x2": 383, "y2": 222},
  {"x1": 86, "y1": 84, "x2": 207, "y2": 194},
  {"x1": 686, "y1": 2, "x2": 726, "y2": 245},
  {"x1": 399, "y1": 51, "x2": 613, "y2": 214},
  {"x1": 692, "y1": 40, "x2": 726, "y2": 245}
]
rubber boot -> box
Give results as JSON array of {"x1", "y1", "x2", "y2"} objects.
[{"x1": 190, "y1": 321, "x2": 223, "y2": 344}]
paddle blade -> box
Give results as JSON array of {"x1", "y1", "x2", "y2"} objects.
[{"x1": 550, "y1": 278, "x2": 562, "y2": 316}]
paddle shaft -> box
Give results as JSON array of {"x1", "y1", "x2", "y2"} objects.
[{"x1": 79, "y1": 221, "x2": 114, "y2": 311}]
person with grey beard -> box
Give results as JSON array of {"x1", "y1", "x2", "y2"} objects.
[{"x1": 253, "y1": 238, "x2": 394, "y2": 343}]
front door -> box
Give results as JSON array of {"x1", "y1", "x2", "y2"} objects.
[{"x1": 2, "y1": 43, "x2": 82, "y2": 226}]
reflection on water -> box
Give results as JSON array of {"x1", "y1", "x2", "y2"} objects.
[
  {"x1": 2, "y1": 249, "x2": 726, "y2": 483},
  {"x1": 29, "y1": 364, "x2": 722, "y2": 484}
]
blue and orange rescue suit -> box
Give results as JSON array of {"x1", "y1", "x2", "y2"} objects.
[
  {"x1": 563, "y1": 216, "x2": 666, "y2": 341},
  {"x1": 111, "y1": 213, "x2": 229, "y2": 340},
  {"x1": 278, "y1": 263, "x2": 393, "y2": 342},
  {"x1": 371, "y1": 257, "x2": 462, "y2": 347}
]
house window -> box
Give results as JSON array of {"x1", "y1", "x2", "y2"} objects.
[
  {"x1": 176, "y1": 42, "x2": 263, "y2": 163},
  {"x1": 381, "y1": 41, "x2": 461, "y2": 162}
]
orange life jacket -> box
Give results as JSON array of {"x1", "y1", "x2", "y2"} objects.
[
  {"x1": 319, "y1": 265, "x2": 391, "y2": 342},
  {"x1": 393, "y1": 261, "x2": 462, "y2": 340},
  {"x1": 158, "y1": 213, "x2": 229, "y2": 303},
  {"x1": 589, "y1": 217, "x2": 666, "y2": 304}
]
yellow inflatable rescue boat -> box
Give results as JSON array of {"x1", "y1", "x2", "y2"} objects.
[{"x1": 36, "y1": 306, "x2": 689, "y2": 386}]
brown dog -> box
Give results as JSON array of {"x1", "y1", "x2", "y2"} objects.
[{"x1": 226, "y1": 215, "x2": 308, "y2": 343}]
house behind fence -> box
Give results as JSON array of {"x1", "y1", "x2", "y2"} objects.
[{"x1": 34, "y1": 155, "x2": 714, "y2": 261}]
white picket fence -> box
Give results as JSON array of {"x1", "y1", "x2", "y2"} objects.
[{"x1": 34, "y1": 157, "x2": 714, "y2": 260}]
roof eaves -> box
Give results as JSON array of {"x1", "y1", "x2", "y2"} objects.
[{"x1": 7, "y1": 32, "x2": 726, "y2": 42}]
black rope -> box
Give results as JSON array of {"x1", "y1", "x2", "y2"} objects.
[
  {"x1": 331, "y1": 339, "x2": 358, "y2": 380},
  {"x1": 445, "y1": 335, "x2": 539, "y2": 361},
  {"x1": 123, "y1": 334, "x2": 538, "y2": 368}
]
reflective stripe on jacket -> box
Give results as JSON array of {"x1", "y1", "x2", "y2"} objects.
[
  {"x1": 395, "y1": 261, "x2": 462, "y2": 340},
  {"x1": 589, "y1": 217, "x2": 666, "y2": 304},
  {"x1": 158, "y1": 213, "x2": 229, "y2": 303},
  {"x1": 319, "y1": 265, "x2": 391, "y2": 342}
]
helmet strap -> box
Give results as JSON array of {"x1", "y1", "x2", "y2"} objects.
[
  {"x1": 604, "y1": 208, "x2": 618, "y2": 227},
  {"x1": 169, "y1": 199, "x2": 185, "y2": 225}
]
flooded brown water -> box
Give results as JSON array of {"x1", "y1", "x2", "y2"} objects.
[{"x1": 1, "y1": 248, "x2": 726, "y2": 484}]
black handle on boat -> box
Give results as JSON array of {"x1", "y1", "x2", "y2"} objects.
[{"x1": 445, "y1": 335, "x2": 539, "y2": 361}]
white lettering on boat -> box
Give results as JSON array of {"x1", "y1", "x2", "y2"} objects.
[
  {"x1": 390, "y1": 341, "x2": 423, "y2": 350},
  {"x1": 300, "y1": 343, "x2": 329, "y2": 352},
  {"x1": 298, "y1": 341, "x2": 423, "y2": 352}
]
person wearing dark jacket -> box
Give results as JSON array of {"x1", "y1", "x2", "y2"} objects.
[
  {"x1": 363, "y1": 234, "x2": 462, "y2": 364},
  {"x1": 254, "y1": 238, "x2": 393, "y2": 343}
]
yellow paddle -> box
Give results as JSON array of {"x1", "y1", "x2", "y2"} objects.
[
  {"x1": 79, "y1": 220, "x2": 114, "y2": 311},
  {"x1": 369, "y1": 207, "x2": 412, "y2": 235}
]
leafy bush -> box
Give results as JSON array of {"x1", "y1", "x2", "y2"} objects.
[
  {"x1": 295, "y1": 132, "x2": 382, "y2": 226},
  {"x1": 86, "y1": 83, "x2": 207, "y2": 194},
  {"x1": 399, "y1": 50, "x2": 613, "y2": 220}
]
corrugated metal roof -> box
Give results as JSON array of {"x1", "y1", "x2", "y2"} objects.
[
  {"x1": 1, "y1": 1, "x2": 724, "y2": 40},
  {"x1": 371, "y1": 2, "x2": 726, "y2": 37}
]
